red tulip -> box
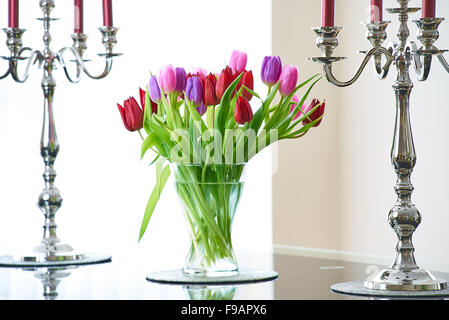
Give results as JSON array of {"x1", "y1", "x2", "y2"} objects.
[
  {"x1": 117, "y1": 96, "x2": 144, "y2": 132},
  {"x1": 302, "y1": 99, "x2": 325, "y2": 127},
  {"x1": 235, "y1": 96, "x2": 253, "y2": 125},
  {"x1": 202, "y1": 73, "x2": 219, "y2": 106},
  {"x1": 235, "y1": 70, "x2": 254, "y2": 101},
  {"x1": 140, "y1": 87, "x2": 157, "y2": 114},
  {"x1": 215, "y1": 66, "x2": 234, "y2": 101}
]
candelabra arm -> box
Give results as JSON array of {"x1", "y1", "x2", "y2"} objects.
[
  {"x1": 0, "y1": 67, "x2": 9, "y2": 79},
  {"x1": 437, "y1": 52, "x2": 449, "y2": 74},
  {"x1": 410, "y1": 42, "x2": 432, "y2": 81},
  {"x1": 9, "y1": 48, "x2": 43, "y2": 83},
  {"x1": 321, "y1": 46, "x2": 393, "y2": 87},
  {"x1": 57, "y1": 47, "x2": 113, "y2": 81}
]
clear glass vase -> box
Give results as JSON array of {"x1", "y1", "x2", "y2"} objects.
[{"x1": 171, "y1": 163, "x2": 246, "y2": 277}]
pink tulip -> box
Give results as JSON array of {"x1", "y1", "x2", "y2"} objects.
[
  {"x1": 289, "y1": 94, "x2": 302, "y2": 120},
  {"x1": 279, "y1": 65, "x2": 299, "y2": 97},
  {"x1": 158, "y1": 65, "x2": 177, "y2": 93},
  {"x1": 229, "y1": 50, "x2": 247, "y2": 74},
  {"x1": 190, "y1": 67, "x2": 208, "y2": 78}
]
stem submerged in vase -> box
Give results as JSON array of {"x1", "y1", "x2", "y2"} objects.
[{"x1": 173, "y1": 163, "x2": 245, "y2": 277}]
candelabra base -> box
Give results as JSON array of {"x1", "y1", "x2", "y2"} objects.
[
  {"x1": 364, "y1": 268, "x2": 448, "y2": 291},
  {"x1": 0, "y1": 243, "x2": 111, "y2": 267},
  {"x1": 331, "y1": 280, "x2": 449, "y2": 299}
]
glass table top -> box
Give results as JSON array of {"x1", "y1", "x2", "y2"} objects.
[{"x1": 0, "y1": 249, "x2": 448, "y2": 300}]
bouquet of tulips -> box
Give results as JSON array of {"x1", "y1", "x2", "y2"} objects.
[{"x1": 116, "y1": 50, "x2": 325, "y2": 250}]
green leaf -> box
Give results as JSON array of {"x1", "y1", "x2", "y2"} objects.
[
  {"x1": 141, "y1": 132, "x2": 158, "y2": 159},
  {"x1": 214, "y1": 73, "x2": 244, "y2": 137},
  {"x1": 250, "y1": 81, "x2": 280, "y2": 133},
  {"x1": 143, "y1": 88, "x2": 152, "y2": 135},
  {"x1": 138, "y1": 161, "x2": 171, "y2": 242}
]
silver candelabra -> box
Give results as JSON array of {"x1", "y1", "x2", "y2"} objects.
[
  {"x1": 0, "y1": 0, "x2": 120, "y2": 267},
  {"x1": 312, "y1": 0, "x2": 449, "y2": 292}
]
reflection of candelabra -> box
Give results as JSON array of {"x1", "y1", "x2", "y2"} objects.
[
  {"x1": 0, "y1": 0, "x2": 120, "y2": 266},
  {"x1": 27, "y1": 266, "x2": 77, "y2": 300},
  {"x1": 312, "y1": 0, "x2": 449, "y2": 292}
]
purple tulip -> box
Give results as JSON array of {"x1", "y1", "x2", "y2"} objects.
[
  {"x1": 159, "y1": 65, "x2": 177, "y2": 93},
  {"x1": 196, "y1": 102, "x2": 207, "y2": 116},
  {"x1": 185, "y1": 76, "x2": 203, "y2": 106},
  {"x1": 229, "y1": 50, "x2": 247, "y2": 74},
  {"x1": 279, "y1": 65, "x2": 299, "y2": 97},
  {"x1": 174, "y1": 67, "x2": 187, "y2": 94},
  {"x1": 149, "y1": 75, "x2": 161, "y2": 102},
  {"x1": 261, "y1": 56, "x2": 282, "y2": 86}
]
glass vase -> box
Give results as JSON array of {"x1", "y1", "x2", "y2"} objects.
[{"x1": 171, "y1": 163, "x2": 246, "y2": 277}]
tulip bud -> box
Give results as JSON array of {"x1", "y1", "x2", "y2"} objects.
[
  {"x1": 196, "y1": 102, "x2": 207, "y2": 116},
  {"x1": 279, "y1": 65, "x2": 299, "y2": 97},
  {"x1": 236, "y1": 70, "x2": 254, "y2": 101},
  {"x1": 149, "y1": 76, "x2": 161, "y2": 103},
  {"x1": 117, "y1": 96, "x2": 144, "y2": 132},
  {"x1": 302, "y1": 99, "x2": 325, "y2": 127},
  {"x1": 159, "y1": 65, "x2": 177, "y2": 93},
  {"x1": 229, "y1": 50, "x2": 247, "y2": 74},
  {"x1": 202, "y1": 73, "x2": 219, "y2": 106},
  {"x1": 185, "y1": 76, "x2": 203, "y2": 106},
  {"x1": 234, "y1": 96, "x2": 253, "y2": 125},
  {"x1": 174, "y1": 67, "x2": 187, "y2": 94},
  {"x1": 216, "y1": 66, "x2": 234, "y2": 100},
  {"x1": 261, "y1": 56, "x2": 282, "y2": 86}
]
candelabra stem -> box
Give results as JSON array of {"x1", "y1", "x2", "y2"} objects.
[
  {"x1": 389, "y1": 66, "x2": 419, "y2": 271},
  {"x1": 364, "y1": 51, "x2": 447, "y2": 291},
  {"x1": 38, "y1": 79, "x2": 64, "y2": 252},
  {"x1": 0, "y1": 0, "x2": 114, "y2": 267}
]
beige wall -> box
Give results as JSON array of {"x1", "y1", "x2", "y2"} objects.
[
  {"x1": 273, "y1": 0, "x2": 449, "y2": 268},
  {"x1": 272, "y1": 0, "x2": 341, "y2": 250}
]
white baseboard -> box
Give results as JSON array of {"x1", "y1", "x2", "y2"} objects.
[{"x1": 273, "y1": 244, "x2": 449, "y2": 273}]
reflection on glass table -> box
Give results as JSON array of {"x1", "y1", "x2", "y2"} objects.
[{"x1": 0, "y1": 250, "x2": 447, "y2": 300}]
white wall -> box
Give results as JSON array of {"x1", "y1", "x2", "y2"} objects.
[
  {"x1": 0, "y1": 0, "x2": 273, "y2": 285},
  {"x1": 273, "y1": 0, "x2": 449, "y2": 270}
]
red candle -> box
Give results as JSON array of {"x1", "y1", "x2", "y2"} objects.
[
  {"x1": 8, "y1": 0, "x2": 19, "y2": 28},
  {"x1": 321, "y1": 0, "x2": 335, "y2": 27},
  {"x1": 74, "y1": 0, "x2": 83, "y2": 34},
  {"x1": 422, "y1": 0, "x2": 436, "y2": 18},
  {"x1": 371, "y1": 0, "x2": 383, "y2": 23},
  {"x1": 102, "y1": 0, "x2": 113, "y2": 27}
]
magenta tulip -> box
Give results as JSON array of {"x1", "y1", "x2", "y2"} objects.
[
  {"x1": 279, "y1": 65, "x2": 299, "y2": 97},
  {"x1": 174, "y1": 67, "x2": 187, "y2": 94},
  {"x1": 229, "y1": 50, "x2": 247, "y2": 74},
  {"x1": 159, "y1": 65, "x2": 177, "y2": 93}
]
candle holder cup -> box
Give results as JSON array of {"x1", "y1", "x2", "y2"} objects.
[
  {"x1": 0, "y1": 0, "x2": 121, "y2": 267},
  {"x1": 312, "y1": 0, "x2": 449, "y2": 293}
]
